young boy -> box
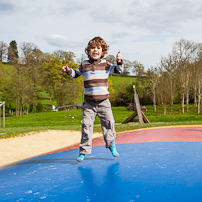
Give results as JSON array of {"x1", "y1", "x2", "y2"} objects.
[{"x1": 61, "y1": 36, "x2": 124, "y2": 162}]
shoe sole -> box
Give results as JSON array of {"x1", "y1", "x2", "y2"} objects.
[{"x1": 77, "y1": 158, "x2": 84, "y2": 162}]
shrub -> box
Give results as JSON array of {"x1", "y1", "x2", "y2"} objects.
[{"x1": 36, "y1": 101, "x2": 43, "y2": 112}]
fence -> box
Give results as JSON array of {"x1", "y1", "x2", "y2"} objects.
[{"x1": 57, "y1": 105, "x2": 82, "y2": 111}]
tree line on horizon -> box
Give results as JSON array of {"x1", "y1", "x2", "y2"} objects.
[
  {"x1": 0, "y1": 39, "x2": 202, "y2": 116},
  {"x1": 0, "y1": 40, "x2": 144, "y2": 115},
  {"x1": 147, "y1": 39, "x2": 202, "y2": 115}
]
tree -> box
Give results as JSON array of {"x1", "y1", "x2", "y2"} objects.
[
  {"x1": 172, "y1": 39, "x2": 197, "y2": 113},
  {"x1": 1, "y1": 61, "x2": 34, "y2": 115},
  {"x1": 54, "y1": 79, "x2": 83, "y2": 106},
  {"x1": 193, "y1": 47, "x2": 202, "y2": 114},
  {"x1": 8, "y1": 40, "x2": 18, "y2": 63},
  {"x1": 156, "y1": 71, "x2": 170, "y2": 115},
  {"x1": 123, "y1": 59, "x2": 133, "y2": 75},
  {"x1": 132, "y1": 61, "x2": 145, "y2": 76},
  {"x1": 40, "y1": 52, "x2": 57, "y2": 63},
  {"x1": 39, "y1": 58, "x2": 80, "y2": 101},
  {"x1": 110, "y1": 82, "x2": 135, "y2": 106},
  {"x1": 20, "y1": 42, "x2": 38, "y2": 60},
  {"x1": 190, "y1": 43, "x2": 202, "y2": 107},
  {"x1": 105, "y1": 55, "x2": 116, "y2": 64},
  {"x1": 159, "y1": 54, "x2": 177, "y2": 111},
  {"x1": 147, "y1": 67, "x2": 159, "y2": 112},
  {"x1": 0, "y1": 41, "x2": 8, "y2": 62},
  {"x1": 76, "y1": 54, "x2": 86, "y2": 65},
  {"x1": 20, "y1": 42, "x2": 44, "y2": 98},
  {"x1": 1, "y1": 73, "x2": 16, "y2": 111},
  {"x1": 53, "y1": 50, "x2": 76, "y2": 63},
  {"x1": 0, "y1": 62, "x2": 6, "y2": 93}
]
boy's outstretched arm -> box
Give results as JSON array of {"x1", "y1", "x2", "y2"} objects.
[
  {"x1": 109, "y1": 50, "x2": 123, "y2": 74},
  {"x1": 116, "y1": 50, "x2": 122, "y2": 63},
  {"x1": 61, "y1": 64, "x2": 81, "y2": 78}
]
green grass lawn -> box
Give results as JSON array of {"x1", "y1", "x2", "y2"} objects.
[
  {"x1": 37, "y1": 90, "x2": 57, "y2": 107},
  {"x1": 109, "y1": 75, "x2": 136, "y2": 86},
  {"x1": 1, "y1": 104, "x2": 202, "y2": 138}
]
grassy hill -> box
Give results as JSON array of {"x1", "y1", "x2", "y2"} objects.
[{"x1": 109, "y1": 75, "x2": 136, "y2": 86}]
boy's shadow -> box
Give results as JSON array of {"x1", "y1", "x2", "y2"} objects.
[
  {"x1": 2, "y1": 157, "x2": 114, "y2": 168},
  {"x1": 78, "y1": 162, "x2": 120, "y2": 200}
]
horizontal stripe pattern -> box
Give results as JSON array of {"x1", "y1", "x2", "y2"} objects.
[
  {"x1": 85, "y1": 86, "x2": 108, "y2": 92},
  {"x1": 83, "y1": 73, "x2": 109, "y2": 81},
  {"x1": 84, "y1": 90, "x2": 109, "y2": 96},
  {"x1": 84, "y1": 79, "x2": 108, "y2": 88},
  {"x1": 79, "y1": 63, "x2": 111, "y2": 73},
  {"x1": 66, "y1": 59, "x2": 124, "y2": 101},
  {"x1": 84, "y1": 94, "x2": 109, "y2": 101}
]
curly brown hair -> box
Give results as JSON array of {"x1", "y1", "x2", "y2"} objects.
[{"x1": 85, "y1": 37, "x2": 109, "y2": 59}]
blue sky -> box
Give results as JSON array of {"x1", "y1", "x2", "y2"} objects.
[{"x1": 1, "y1": 0, "x2": 202, "y2": 70}]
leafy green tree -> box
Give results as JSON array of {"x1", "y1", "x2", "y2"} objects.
[
  {"x1": 108, "y1": 79, "x2": 114, "y2": 96},
  {"x1": 0, "y1": 62, "x2": 5, "y2": 81},
  {"x1": 0, "y1": 62, "x2": 6, "y2": 97},
  {"x1": 8, "y1": 40, "x2": 18, "y2": 63},
  {"x1": 110, "y1": 82, "x2": 134, "y2": 106},
  {"x1": 54, "y1": 79, "x2": 83, "y2": 107},
  {"x1": 2, "y1": 62, "x2": 35, "y2": 115},
  {"x1": 39, "y1": 58, "x2": 80, "y2": 101},
  {"x1": 1, "y1": 78, "x2": 16, "y2": 111},
  {"x1": 20, "y1": 42, "x2": 44, "y2": 99}
]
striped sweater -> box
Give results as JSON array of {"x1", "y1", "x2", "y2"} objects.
[{"x1": 66, "y1": 58, "x2": 124, "y2": 101}]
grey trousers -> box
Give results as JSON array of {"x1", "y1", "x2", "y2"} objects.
[{"x1": 79, "y1": 99, "x2": 116, "y2": 154}]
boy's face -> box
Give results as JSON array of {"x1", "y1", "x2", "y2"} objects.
[{"x1": 89, "y1": 46, "x2": 102, "y2": 60}]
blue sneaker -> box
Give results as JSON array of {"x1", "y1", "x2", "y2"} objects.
[
  {"x1": 77, "y1": 154, "x2": 85, "y2": 162},
  {"x1": 109, "y1": 141, "x2": 119, "y2": 157}
]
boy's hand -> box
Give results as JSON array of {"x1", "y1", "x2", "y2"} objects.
[
  {"x1": 117, "y1": 51, "x2": 122, "y2": 62},
  {"x1": 61, "y1": 64, "x2": 70, "y2": 72}
]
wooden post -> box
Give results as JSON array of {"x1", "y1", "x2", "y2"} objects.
[
  {"x1": 0, "y1": 102, "x2": 5, "y2": 128},
  {"x1": 3, "y1": 102, "x2": 5, "y2": 128},
  {"x1": 122, "y1": 86, "x2": 150, "y2": 124},
  {"x1": 133, "y1": 85, "x2": 144, "y2": 124}
]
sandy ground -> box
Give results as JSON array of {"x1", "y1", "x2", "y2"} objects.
[{"x1": 0, "y1": 130, "x2": 103, "y2": 167}]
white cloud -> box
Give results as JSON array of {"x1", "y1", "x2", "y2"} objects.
[
  {"x1": 46, "y1": 34, "x2": 86, "y2": 49},
  {"x1": 47, "y1": 34, "x2": 67, "y2": 47}
]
